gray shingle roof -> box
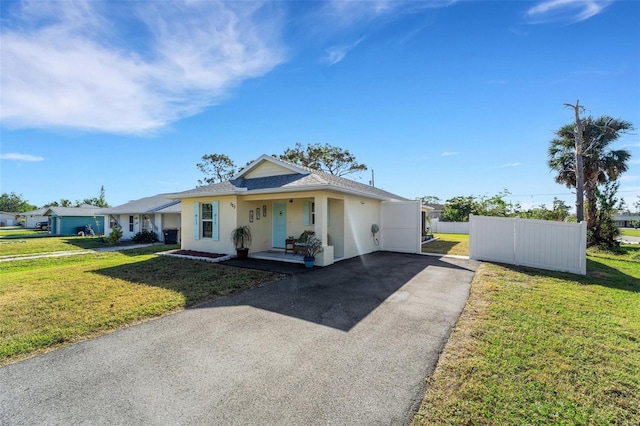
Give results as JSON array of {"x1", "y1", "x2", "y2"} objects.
[
  {"x1": 44, "y1": 206, "x2": 103, "y2": 216},
  {"x1": 98, "y1": 194, "x2": 180, "y2": 214},
  {"x1": 20, "y1": 207, "x2": 49, "y2": 215},
  {"x1": 170, "y1": 155, "x2": 408, "y2": 201}
]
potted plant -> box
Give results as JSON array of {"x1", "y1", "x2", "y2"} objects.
[
  {"x1": 231, "y1": 225, "x2": 252, "y2": 259},
  {"x1": 303, "y1": 235, "x2": 323, "y2": 268}
]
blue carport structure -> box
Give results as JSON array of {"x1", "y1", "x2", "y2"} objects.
[{"x1": 44, "y1": 205, "x2": 105, "y2": 235}]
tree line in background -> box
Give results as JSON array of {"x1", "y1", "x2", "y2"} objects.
[
  {"x1": 422, "y1": 191, "x2": 640, "y2": 224},
  {"x1": 0, "y1": 186, "x2": 110, "y2": 213},
  {"x1": 419, "y1": 192, "x2": 573, "y2": 222}
]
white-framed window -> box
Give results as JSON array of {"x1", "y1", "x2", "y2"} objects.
[
  {"x1": 304, "y1": 201, "x2": 315, "y2": 226},
  {"x1": 202, "y1": 203, "x2": 213, "y2": 238},
  {"x1": 311, "y1": 202, "x2": 315, "y2": 225},
  {"x1": 194, "y1": 201, "x2": 219, "y2": 240}
]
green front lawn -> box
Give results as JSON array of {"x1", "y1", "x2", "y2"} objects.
[
  {"x1": 620, "y1": 228, "x2": 640, "y2": 237},
  {"x1": 413, "y1": 244, "x2": 640, "y2": 425},
  {"x1": 0, "y1": 235, "x2": 120, "y2": 256},
  {"x1": 0, "y1": 246, "x2": 281, "y2": 365}
]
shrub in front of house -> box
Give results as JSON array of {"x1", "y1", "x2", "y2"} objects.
[
  {"x1": 107, "y1": 225, "x2": 123, "y2": 245},
  {"x1": 132, "y1": 230, "x2": 159, "y2": 244}
]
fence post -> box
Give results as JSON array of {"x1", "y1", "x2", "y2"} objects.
[
  {"x1": 469, "y1": 214, "x2": 475, "y2": 258},
  {"x1": 514, "y1": 217, "x2": 519, "y2": 266},
  {"x1": 579, "y1": 221, "x2": 587, "y2": 275}
]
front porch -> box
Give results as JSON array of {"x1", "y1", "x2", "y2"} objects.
[{"x1": 238, "y1": 194, "x2": 343, "y2": 267}]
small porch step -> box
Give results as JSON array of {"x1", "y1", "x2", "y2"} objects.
[{"x1": 249, "y1": 250, "x2": 305, "y2": 264}]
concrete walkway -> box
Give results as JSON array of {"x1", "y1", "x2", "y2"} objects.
[
  {"x1": 0, "y1": 251, "x2": 480, "y2": 425},
  {"x1": 619, "y1": 235, "x2": 640, "y2": 244}
]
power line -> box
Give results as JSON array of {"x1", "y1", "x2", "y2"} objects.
[
  {"x1": 506, "y1": 189, "x2": 640, "y2": 198},
  {"x1": 507, "y1": 192, "x2": 573, "y2": 197}
]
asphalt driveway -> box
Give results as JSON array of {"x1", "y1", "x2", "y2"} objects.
[{"x1": 0, "y1": 252, "x2": 479, "y2": 425}]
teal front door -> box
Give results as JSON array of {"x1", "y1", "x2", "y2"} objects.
[{"x1": 272, "y1": 202, "x2": 287, "y2": 248}]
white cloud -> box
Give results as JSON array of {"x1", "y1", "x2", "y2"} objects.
[
  {"x1": 323, "y1": 37, "x2": 365, "y2": 65},
  {"x1": 0, "y1": 1, "x2": 285, "y2": 134},
  {"x1": 499, "y1": 162, "x2": 522, "y2": 168},
  {"x1": 441, "y1": 151, "x2": 460, "y2": 157},
  {"x1": 316, "y1": 1, "x2": 455, "y2": 63},
  {"x1": 0, "y1": 153, "x2": 44, "y2": 162},
  {"x1": 619, "y1": 175, "x2": 639, "y2": 183},
  {"x1": 526, "y1": 0, "x2": 613, "y2": 24},
  {"x1": 324, "y1": 0, "x2": 457, "y2": 27}
]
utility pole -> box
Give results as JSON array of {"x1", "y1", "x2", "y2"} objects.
[{"x1": 564, "y1": 100, "x2": 585, "y2": 223}]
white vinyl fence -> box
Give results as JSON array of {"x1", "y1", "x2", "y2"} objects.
[
  {"x1": 381, "y1": 200, "x2": 422, "y2": 254},
  {"x1": 429, "y1": 218, "x2": 469, "y2": 234},
  {"x1": 469, "y1": 215, "x2": 587, "y2": 275}
]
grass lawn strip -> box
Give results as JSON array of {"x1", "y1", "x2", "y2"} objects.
[
  {"x1": 0, "y1": 249, "x2": 95, "y2": 262},
  {"x1": 0, "y1": 246, "x2": 282, "y2": 366},
  {"x1": 422, "y1": 233, "x2": 469, "y2": 256},
  {"x1": 620, "y1": 228, "x2": 640, "y2": 238},
  {"x1": 0, "y1": 235, "x2": 125, "y2": 256},
  {"x1": 0, "y1": 228, "x2": 49, "y2": 238},
  {"x1": 412, "y1": 244, "x2": 640, "y2": 425}
]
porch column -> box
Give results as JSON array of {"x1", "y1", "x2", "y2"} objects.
[
  {"x1": 155, "y1": 213, "x2": 162, "y2": 240},
  {"x1": 313, "y1": 194, "x2": 334, "y2": 266}
]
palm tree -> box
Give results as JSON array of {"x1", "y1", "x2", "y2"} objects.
[{"x1": 548, "y1": 115, "x2": 632, "y2": 243}]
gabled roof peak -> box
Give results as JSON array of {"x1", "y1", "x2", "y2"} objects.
[{"x1": 232, "y1": 154, "x2": 311, "y2": 180}]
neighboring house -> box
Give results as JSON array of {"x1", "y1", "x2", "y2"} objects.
[
  {"x1": 99, "y1": 194, "x2": 181, "y2": 242},
  {"x1": 425, "y1": 203, "x2": 444, "y2": 220},
  {"x1": 169, "y1": 154, "x2": 429, "y2": 267},
  {"x1": 43, "y1": 205, "x2": 105, "y2": 235},
  {"x1": 421, "y1": 204, "x2": 435, "y2": 233},
  {"x1": 19, "y1": 207, "x2": 49, "y2": 228},
  {"x1": 614, "y1": 215, "x2": 640, "y2": 228},
  {"x1": 0, "y1": 211, "x2": 19, "y2": 226}
]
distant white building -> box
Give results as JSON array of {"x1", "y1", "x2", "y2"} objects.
[
  {"x1": 614, "y1": 215, "x2": 640, "y2": 228},
  {"x1": 0, "y1": 211, "x2": 19, "y2": 226},
  {"x1": 19, "y1": 208, "x2": 49, "y2": 228}
]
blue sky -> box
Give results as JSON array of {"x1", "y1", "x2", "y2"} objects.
[{"x1": 1, "y1": 0, "x2": 639, "y2": 211}]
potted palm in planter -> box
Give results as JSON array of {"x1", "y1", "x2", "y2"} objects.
[
  {"x1": 303, "y1": 235, "x2": 323, "y2": 268},
  {"x1": 231, "y1": 225, "x2": 252, "y2": 259}
]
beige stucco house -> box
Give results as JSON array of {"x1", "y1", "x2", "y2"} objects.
[{"x1": 169, "y1": 155, "x2": 428, "y2": 267}]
